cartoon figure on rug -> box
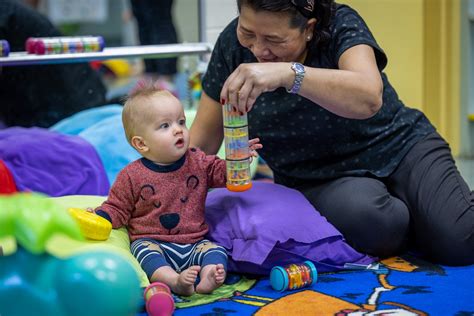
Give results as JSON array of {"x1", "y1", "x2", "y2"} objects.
[{"x1": 91, "y1": 81, "x2": 262, "y2": 296}]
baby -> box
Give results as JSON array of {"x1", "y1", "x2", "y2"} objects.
[{"x1": 93, "y1": 81, "x2": 261, "y2": 296}]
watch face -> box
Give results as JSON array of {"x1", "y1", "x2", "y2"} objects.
[
  {"x1": 294, "y1": 63, "x2": 305, "y2": 72},
  {"x1": 287, "y1": 62, "x2": 305, "y2": 94}
]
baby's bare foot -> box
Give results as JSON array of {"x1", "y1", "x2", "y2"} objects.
[
  {"x1": 196, "y1": 264, "x2": 226, "y2": 294},
  {"x1": 174, "y1": 265, "x2": 200, "y2": 296}
]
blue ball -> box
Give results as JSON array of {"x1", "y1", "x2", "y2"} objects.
[{"x1": 54, "y1": 251, "x2": 142, "y2": 316}]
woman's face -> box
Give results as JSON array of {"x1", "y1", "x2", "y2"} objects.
[{"x1": 237, "y1": 5, "x2": 313, "y2": 63}]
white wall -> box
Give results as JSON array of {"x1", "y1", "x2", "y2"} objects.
[
  {"x1": 174, "y1": 0, "x2": 200, "y2": 43},
  {"x1": 201, "y1": 0, "x2": 238, "y2": 45}
]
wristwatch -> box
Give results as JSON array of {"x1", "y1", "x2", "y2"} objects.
[{"x1": 287, "y1": 62, "x2": 305, "y2": 94}]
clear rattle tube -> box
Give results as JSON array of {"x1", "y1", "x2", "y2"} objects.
[
  {"x1": 270, "y1": 261, "x2": 318, "y2": 292},
  {"x1": 222, "y1": 103, "x2": 252, "y2": 192},
  {"x1": 28, "y1": 36, "x2": 105, "y2": 55}
]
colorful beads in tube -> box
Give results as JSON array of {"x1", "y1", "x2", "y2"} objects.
[
  {"x1": 25, "y1": 36, "x2": 105, "y2": 55},
  {"x1": 270, "y1": 261, "x2": 318, "y2": 292},
  {"x1": 223, "y1": 103, "x2": 252, "y2": 192}
]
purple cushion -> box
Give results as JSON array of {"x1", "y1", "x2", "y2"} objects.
[
  {"x1": 0, "y1": 127, "x2": 110, "y2": 197},
  {"x1": 205, "y1": 182, "x2": 375, "y2": 274}
]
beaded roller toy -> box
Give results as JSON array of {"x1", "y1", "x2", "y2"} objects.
[
  {"x1": 25, "y1": 36, "x2": 105, "y2": 55},
  {"x1": 222, "y1": 103, "x2": 252, "y2": 192},
  {"x1": 270, "y1": 261, "x2": 318, "y2": 292}
]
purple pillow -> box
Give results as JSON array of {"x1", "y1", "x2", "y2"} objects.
[
  {"x1": 0, "y1": 127, "x2": 110, "y2": 197},
  {"x1": 205, "y1": 182, "x2": 375, "y2": 274}
]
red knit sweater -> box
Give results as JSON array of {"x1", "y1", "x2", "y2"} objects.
[{"x1": 97, "y1": 148, "x2": 226, "y2": 243}]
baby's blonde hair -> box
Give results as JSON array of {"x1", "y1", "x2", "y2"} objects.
[{"x1": 122, "y1": 80, "x2": 175, "y2": 144}]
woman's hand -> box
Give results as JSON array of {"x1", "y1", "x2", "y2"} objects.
[{"x1": 221, "y1": 62, "x2": 291, "y2": 113}]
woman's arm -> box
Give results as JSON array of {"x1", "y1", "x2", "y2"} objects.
[
  {"x1": 189, "y1": 91, "x2": 224, "y2": 155},
  {"x1": 222, "y1": 44, "x2": 383, "y2": 120},
  {"x1": 299, "y1": 44, "x2": 383, "y2": 119}
]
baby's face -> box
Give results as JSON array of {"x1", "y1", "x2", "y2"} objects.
[{"x1": 139, "y1": 94, "x2": 189, "y2": 164}]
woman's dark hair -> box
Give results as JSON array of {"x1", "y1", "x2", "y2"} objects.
[{"x1": 236, "y1": 0, "x2": 336, "y2": 50}]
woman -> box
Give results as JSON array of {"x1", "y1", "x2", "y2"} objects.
[{"x1": 190, "y1": 0, "x2": 474, "y2": 265}]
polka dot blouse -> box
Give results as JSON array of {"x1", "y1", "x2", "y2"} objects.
[{"x1": 202, "y1": 4, "x2": 435, "y2": 187}]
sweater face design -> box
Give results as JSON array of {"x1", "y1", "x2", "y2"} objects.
[{"x1": 98, "y1": 148, "x2": 226, "y2": 244}]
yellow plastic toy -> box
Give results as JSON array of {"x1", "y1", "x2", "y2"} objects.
[{"x1": 68, "y1": 208, "x2": 112, "y2": 241}]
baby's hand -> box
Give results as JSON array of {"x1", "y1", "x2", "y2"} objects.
[
  {"x1": 86, "y1": 207, "x2": 96, "y2": 213},
  {"x1": 249, "y1": 138, "x2": 263, "y2": 161}
]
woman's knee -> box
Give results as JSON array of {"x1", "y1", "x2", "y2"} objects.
[
  {"x1": 302, "y1": 177, "x2": 410, "y2": 257},
  {"x1": 324, "y1": 193, "x2": 410, "y2": 258},
  {"x1": 418, "y1": 217, "x2": 474, "y2": 266}
]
